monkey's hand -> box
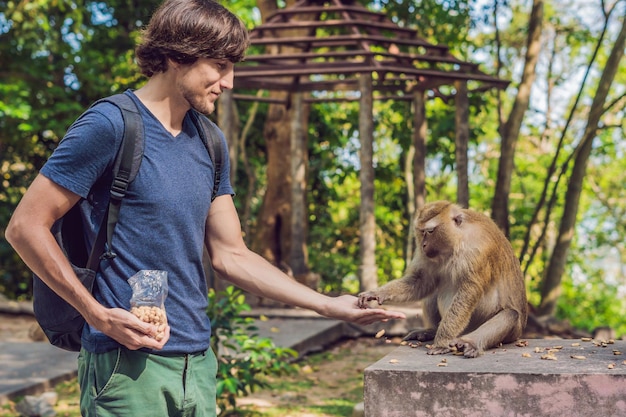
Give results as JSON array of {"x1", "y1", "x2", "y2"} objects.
[
  {"x1": 403, "y1": 328, "x2": 436, "y2": 342},
  {"x1": 450, "y1": 338, "x2": 482, "y2": 358},
  {"x1": 357, "y1": 291, "x2": 385, "y2": 309}
]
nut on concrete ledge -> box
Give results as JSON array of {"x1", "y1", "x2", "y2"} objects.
[{"x1": 364, "y1": 338, "x2": 626, "y2": 417}]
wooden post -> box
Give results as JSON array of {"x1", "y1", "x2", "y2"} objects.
[
  {"x1": 455, "y1": 80, "x2": 469, "y2": 207},
  {"x1": 358, "y1": 73, "x2": 377, "y2": 292}
]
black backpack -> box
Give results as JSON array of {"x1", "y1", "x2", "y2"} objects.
[{"x1": 32, "y1": 93, "x2": 223, "y2": 352}]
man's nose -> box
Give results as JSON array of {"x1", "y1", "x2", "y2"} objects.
[{"x1": 220, "y1": 70, "x2": 234, "y2": 90}]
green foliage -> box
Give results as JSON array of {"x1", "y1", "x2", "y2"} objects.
[
  {"x1": 207, "y1": 286, "x2": 298, "y2": 415},
  {"x1": 306, "y1": 102, "x2": 362, "y2": 293},
  {"x1": 557, "y1": 264, "x2": 626, "y2": 337},
  {"x1": 554, "y1": 145, "x2": 626, "y2": 336},
  {"x1": 306, "y1": 99, "x2": 412, "y2": 292},
  {"x1": 0, "y1": 0, "x2": 151, "y2": 297},
  {"x1": 376, "y1": 0, "x2": 473, "y2": 55}
]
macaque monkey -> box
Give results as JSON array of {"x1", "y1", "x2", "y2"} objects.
[{"x1": 358, "y1": 201, "x2": 527, "y2": 358}]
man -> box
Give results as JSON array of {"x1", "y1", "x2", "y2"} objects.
[{"x1": 5, "y1": 0, "x2": 405, "y2": 416}]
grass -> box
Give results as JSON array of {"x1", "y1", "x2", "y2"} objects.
[
  {"x1": 230, "y1": 338, "x2": 393, "y2": 417},
  {"x1": 0, "y1": 379, "x2": 82, "y2": 417},
  {"x1": 0, "y1": 337, "x2": 398, "y2": 417}
]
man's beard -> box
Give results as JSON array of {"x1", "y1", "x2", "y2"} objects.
[{"x1": 180, "y1": 85, "x2": 215, "y2": 115}]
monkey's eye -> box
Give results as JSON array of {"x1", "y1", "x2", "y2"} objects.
[{"x1": 421, "y1": 227, "x2": 435, "y2": 235}]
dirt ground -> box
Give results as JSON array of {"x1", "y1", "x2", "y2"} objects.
[
  {"x1": 0, "y1": 313, "x2": 43, "y2": 343},
  {"x1": 234, "y1": 336, "x2": 400, "y2": 413}
]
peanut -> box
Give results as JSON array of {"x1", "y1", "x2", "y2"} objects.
[{"x1": 130, "y1": 305, "x2": 168, "y2": 341}]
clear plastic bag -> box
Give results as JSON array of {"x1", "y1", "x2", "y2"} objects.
[{"x1": 128, "y1": 270, "x2": 168, "y2": 341}]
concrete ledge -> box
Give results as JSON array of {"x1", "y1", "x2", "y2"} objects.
[
  {"x1": 364, "y1": 338, "x2": 626, "y2": 417},
  {"x1": 251, "y1": 317, "x2": 350, "y2": 357},
  {"x1": 243, "y1": 306, "x2": 425, "y2": 339}
]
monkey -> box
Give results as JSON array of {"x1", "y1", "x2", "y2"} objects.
[{"x1": 358, "y1": 201, "x2": 527, "y2": 358}]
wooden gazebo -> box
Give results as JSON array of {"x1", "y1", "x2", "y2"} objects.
[{"x1": 222, "y1": 0, "x2": 508, "y2": 290}]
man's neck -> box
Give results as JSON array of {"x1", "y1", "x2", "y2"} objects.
[{"x1": 134, "y1": 74, "x2": 189, "y2": 136}]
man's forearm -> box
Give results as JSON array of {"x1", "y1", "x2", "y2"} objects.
[{"x1": 215, "y1": 249, "x2": 329, "y2": 313}]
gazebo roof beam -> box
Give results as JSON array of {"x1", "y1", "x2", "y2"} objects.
[
  {"x1": 235, "y1": 78, "x2": 430, "y2": 92},
  {"x1": 250, "y1": 34, "x2": 448, "y2": 51},
  {"x1": 263, "y1": 4, "x2": 384, "y2": 21},
  {"x1": 243, "y1": 50, "x2": 475, "y2": 68},
  {"x1": 235, "y1": 79, "x2": 508, "y2": 96},
  {"x1": 232, "y1": 93, "x2": 288, "y2": 104},
  {"x1": 235, "y1": 64, "x2": 505, "y2": 85},
  {"x1": 237, "y1": 62, "x2": 442, "y2": 76},
  {"x1": 252, "y1": 19, "x2": 417, "y2": 37},
  {"x1": 234, "y1": 78, "x2": 482, "y2": 91},
  {"x1": 233, "y1": 79, "x2": 499, "y2": 104}
]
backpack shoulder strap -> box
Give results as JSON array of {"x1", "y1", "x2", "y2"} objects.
[
  {"x1": 188, "y1": 110, "x2": 224, "y2": 202},
  {"x1": 86, "y1": 93, "x2": 144, "y2": 268},
  {"x1": 97, "y1": 93, "x2": 145, "y2": 190}
]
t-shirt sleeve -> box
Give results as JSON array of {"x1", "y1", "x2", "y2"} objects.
[{"x1": 40, "y1": 103, "x2": 123, "y2": 199}]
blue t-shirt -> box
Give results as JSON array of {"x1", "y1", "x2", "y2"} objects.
[{"x1": 40, "y1": 90, "x2": 233, "y2": 354}]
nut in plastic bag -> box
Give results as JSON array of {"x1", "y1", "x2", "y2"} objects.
[{"x1": 128, "y1": 270, "x2": 168, "y2": 341}]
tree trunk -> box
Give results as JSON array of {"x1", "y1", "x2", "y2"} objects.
[
  {"x1": 455, "y1": 80, "x2": 469, "y2": 207},
  {"x1": 289, "y1": 92, "x2": 309, "y2": 276},
  {"x1": 538, "y1": 14, "x2": 626, "y2": 317},
  {"x1": 404, "y1": 143, "x2": 415, "y2": 265},
  {"x1": 238, "y1": 92, "x2": 263, "y2": 243},
  {"x1": 359, "y1": 72, "x2": 377, "y2": 291},
  {"x1": 252, "y1": 0, "x2": 311, "y2": 272},
  {"x1": 251, "y1": 93, "x2": 292, "y2": 265},
  {"x1": 217, "y1": 90, "x2": 237, "y2": 186},
  {"x1": 491, "y1": 0, "x2": 543, "y2": 235},
  {"x1": 406, "y1": 90, "x2": 427, "y2": 265}
]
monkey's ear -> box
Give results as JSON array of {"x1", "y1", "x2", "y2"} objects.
[{"x1": 450, "y1": 204, "x2": 465, "y2": 227}]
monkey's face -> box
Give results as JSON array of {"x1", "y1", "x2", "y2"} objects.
[
  {"x1": 418, "y1": 224, "x2": 456, "y2": 260},
  {"x1": 416, "y1": 202, "x2": 459, "y2": 261}
]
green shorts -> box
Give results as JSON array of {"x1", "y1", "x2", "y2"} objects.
[{"x1": 78, "y1": 347, "x2": 218, "y2": 417}]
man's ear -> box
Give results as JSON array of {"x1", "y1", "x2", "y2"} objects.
[{"x1": 166, "y1": 58, "x2": 178, "y2": 71}]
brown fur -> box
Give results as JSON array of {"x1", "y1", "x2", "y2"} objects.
[{"x1": 358, "y1": 201, "x2": 528, "y2": 358}]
